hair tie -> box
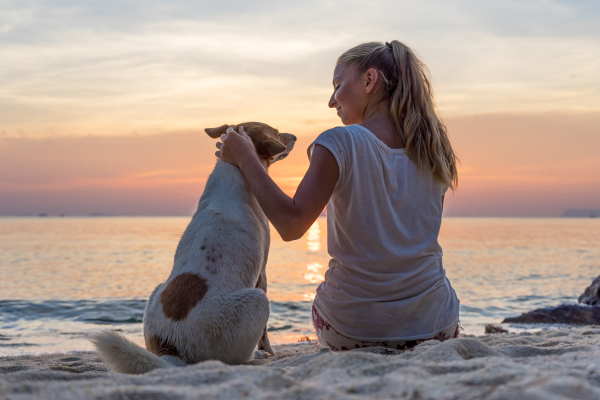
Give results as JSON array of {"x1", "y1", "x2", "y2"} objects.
[{"x1": 385, "y1": 41, "x2": 392, "y2": 50}]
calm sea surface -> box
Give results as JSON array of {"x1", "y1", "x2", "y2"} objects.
[{"x1": 1, "y1": 217, "x2": 599, "y2": 356}]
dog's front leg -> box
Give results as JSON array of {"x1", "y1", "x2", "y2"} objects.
[{"x1": 255, "y1": 270, "x2": 275, "y2": 356}]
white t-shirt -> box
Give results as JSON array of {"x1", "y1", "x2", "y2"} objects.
[{"x1": 308, "y1": 124, "x2": 460, "y2": 341}]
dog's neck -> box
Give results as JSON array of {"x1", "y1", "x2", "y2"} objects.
[{"x1": 198, "y1": 159, "x2": 268, "y2": 212}]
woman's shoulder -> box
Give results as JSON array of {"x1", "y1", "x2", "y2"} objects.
[
  {"x1": 318, "y1": 124, "x2": 350, "y2": 136},
  {"x1": 315, "y1": 124, "x2": 366, "y2": 144},
  {"x1": 308, "y1": 126, "x2": 355, "y2": 161},
  {"x1": 309, "y1": 124, "x2": 381, "y2": 159}
]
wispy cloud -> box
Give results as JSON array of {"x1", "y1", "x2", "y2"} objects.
[
  {"x1": 1, "y1": 112, "x2": 598, "y2": 216},
  {"x1": 0, "y1": 0, "x2": 599, "y2": 138}
]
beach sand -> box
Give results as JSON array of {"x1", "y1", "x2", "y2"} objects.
[{"x1": 2, "y1": 326, "x2": 600, "y2": 399}]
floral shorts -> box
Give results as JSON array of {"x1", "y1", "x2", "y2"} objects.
[{"x1": 312, "y1": 305, "x2": 460, "y2": 351}]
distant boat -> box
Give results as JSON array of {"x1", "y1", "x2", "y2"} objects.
[{"x1": 38, "y1": 213, "x2": 48, "y2": 217}]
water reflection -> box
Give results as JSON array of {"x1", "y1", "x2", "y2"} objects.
[
  {"x1": 5, "y1": 216, "x2": 600, "y2": 353},
  {"x1": 304, "y1": 262, "x2": 324, "y2": 284},
  {"x1": 307, "y1": 220, "x2": 320, "y2": 251},
  {"x1": 303, "y1": 293, "x2": 316, "y2": 302}
]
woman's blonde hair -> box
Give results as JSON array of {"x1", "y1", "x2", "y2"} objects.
[{"x1": 337, "y1": 41, "x2": 458, "y2": 189}]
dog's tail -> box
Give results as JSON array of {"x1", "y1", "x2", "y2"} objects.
[{"x1": 90, "y1": 330, "x2": 181, "y2": 374}]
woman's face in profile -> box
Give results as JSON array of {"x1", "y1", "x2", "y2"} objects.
[{"x1": 328, "y1": 63, "x2": 368, "y2": 126}]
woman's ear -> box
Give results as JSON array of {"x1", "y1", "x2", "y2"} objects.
[{"x1": 364, "y1": 68, "x2": 380, "y2": 94}]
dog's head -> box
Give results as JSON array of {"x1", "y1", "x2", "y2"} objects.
[
  {"x1": 578, "y1": 275, "x2": 600, "y2": 306},
  {"x1": 205, "y1": 122, "x2": 296, "y2": 166}
]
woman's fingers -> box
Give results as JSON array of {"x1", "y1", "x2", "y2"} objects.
[
  {"x1": 215, "y1": 126, "x2": 253, "y2": 163},
  {"x1": 215, "y1": 140, "x2": 225, "y2": 159}
]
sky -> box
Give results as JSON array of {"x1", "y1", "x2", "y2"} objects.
[{"x1": 1, "y1": 0, "x2": 599, "y2": 216}]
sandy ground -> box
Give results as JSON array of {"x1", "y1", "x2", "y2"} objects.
[{"x1": 2, "y1": 327, "x2": 600, "y2": 399}]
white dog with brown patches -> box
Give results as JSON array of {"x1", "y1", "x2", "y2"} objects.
[{"x1": 91, "y1": 123, "x2": 296, "y2": 374}]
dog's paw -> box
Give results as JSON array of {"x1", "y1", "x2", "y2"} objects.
[{"x1": 253, "y1": 350, "x2": 271, "y2": 359}]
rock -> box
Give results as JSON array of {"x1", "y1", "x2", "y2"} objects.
[
  {"x1": 502, "y1": 276, "x2": 600, "y2": 325},
  {"x1": 578, "y1": 276, "x2": 600, "y2": 306},
  {"x1": 502, "y1": 304, "x2": 600, "y2": 325},
  {"x1": 485, "y1": 324, "x2": 508, "y2": 334}
]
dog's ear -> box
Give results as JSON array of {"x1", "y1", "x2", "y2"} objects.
[
  {"x1": 257, "y1": 139, "x2": 287, "y2": 159},
  {"x1": 205, "y1": 125, "x2": 230, "y2": 139}
]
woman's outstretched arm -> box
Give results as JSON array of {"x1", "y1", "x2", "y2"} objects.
[{"x1": 216, "y1": 126, "x2": 338, "y2": 241}]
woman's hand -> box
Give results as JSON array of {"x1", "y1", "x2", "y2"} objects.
[{"x1": 215, "y1": 126, "x2": 258, "y2": 168}]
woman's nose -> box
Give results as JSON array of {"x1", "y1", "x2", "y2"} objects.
[{"x1": 328, "y1": 93, "x2": 336, "y2": 108}]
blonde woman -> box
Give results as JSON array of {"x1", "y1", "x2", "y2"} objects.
[{"x1": 217, "y1": 40, "x2": 460, "y2": 351}]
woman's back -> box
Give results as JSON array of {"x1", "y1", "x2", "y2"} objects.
[{"x1": 309, "y1": 124, "x2": 459, "y2": 341}]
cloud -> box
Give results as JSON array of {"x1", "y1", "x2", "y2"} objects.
[
  {"x1": 442, "y1": 111, "x2": 600, "y2": 216},
  {"x1": 0, "y1": 127, "x2": 309, "y2": 215},
  {"x1": 1, "y1": 112, "x2": 598, "y2": 216},
  {"x1": 0, "y1": 0, "x2": 599, "y2": 139}
]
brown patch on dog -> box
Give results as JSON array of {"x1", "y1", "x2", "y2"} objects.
[
  {"x1": 256, "y1": 139, "x2": 286, "y2": 159},
  {"x1": 145, "y1": 334, "x2": 179, "y2": 357},
  {"x1": 160, "y1": 273, "x2": 209, "y2": 321}
]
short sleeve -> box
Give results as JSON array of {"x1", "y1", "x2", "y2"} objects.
[{"x1": 307, "y1": 127, "x2": 351, "y2": 191}]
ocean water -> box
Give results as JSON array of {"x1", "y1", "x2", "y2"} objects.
[{"x1": 1, "y1": 216, "x2": 599, "y2": 356}]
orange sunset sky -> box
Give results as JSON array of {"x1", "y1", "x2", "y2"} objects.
[{"x1": 1, "y1": 0, "x2": 599, "y2": 217}]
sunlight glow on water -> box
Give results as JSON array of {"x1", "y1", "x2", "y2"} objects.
[
  {"x1": 305, "y1": 262, "x2": 325, "y2": 284},
  {"x1": 306, "y1": 220, "x2": 321, "y2": 252},
  {"x1": 1, "y1": 216, "x2": 599, "y2": 356}
]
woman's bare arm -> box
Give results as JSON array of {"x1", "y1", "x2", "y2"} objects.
[{"x1": 216, "y1": 127, "x2": 338, "y2": 241}]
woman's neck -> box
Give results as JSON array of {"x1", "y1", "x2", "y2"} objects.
[{"x1": 359, "y1": 102, "x2": 405, "y2": 149}]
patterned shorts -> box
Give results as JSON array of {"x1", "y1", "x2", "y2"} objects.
[{"x1": 312, "y1": 305, "x2": 460, "y2": 351}]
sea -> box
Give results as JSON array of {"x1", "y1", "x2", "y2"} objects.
[{"x1": 1, "y1": 216, "x2": 599, "y2": 357}]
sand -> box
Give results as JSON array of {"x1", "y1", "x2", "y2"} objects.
[{"x1": 2, "y1": 326, "x2": 600, "y2": 399}]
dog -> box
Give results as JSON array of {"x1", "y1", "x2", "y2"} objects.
[{"x1": 91, "y1": 122, "x2": 296, "y2": 374}]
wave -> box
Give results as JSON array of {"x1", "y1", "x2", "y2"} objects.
[
  {"x1": 0, "y1": 299, "x2": 312, "y2": 326},
  {"x1": 0, "y1": 299, "x2": 146, "y2": 325}
]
